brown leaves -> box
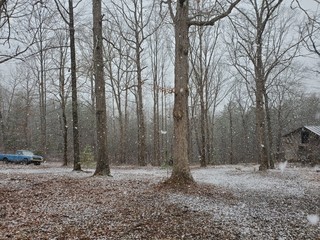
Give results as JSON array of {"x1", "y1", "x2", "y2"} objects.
[
  {"x1": 1, "y1": 164, "x2": 319, "y2": 239},
  {"x1": 0, "y1": 171, "x2": 234, "y2": 240}
]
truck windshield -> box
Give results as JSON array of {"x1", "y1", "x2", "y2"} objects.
[{"x1": 17, "y1": 150, "x2": 34, "y2": 156}]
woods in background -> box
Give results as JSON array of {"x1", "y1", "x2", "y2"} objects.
[{"x1": 0, "y1": 0, "x2": 319, "y2": 170}]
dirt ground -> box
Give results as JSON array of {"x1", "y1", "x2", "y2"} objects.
[{"x1": 0, "y1": 162, "x2": 319, "y2": 239}]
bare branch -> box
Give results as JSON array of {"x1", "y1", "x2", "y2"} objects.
[{"x1": 188, "y1": 0, "x2": 241, "y2": 26}]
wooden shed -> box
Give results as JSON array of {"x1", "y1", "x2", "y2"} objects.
[{"x1": 282, "y1": 126, "x2": 320, "y2": 165}]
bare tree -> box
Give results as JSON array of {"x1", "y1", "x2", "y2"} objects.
[
  {"x1": 16, "y1": 66, "x2": 36, "y2": 150},
  {"x1": 188, "y1": 12, "x2": 233, "y2": 167},
  {"x1": 227, "y1": 0, "x2": 302, "y2": 170},
  {"x1": 54, "y1": 0, "x2": 81, "y2": 171},
  {"x1": 103, "y1": 13, "x2": 136, "y2": 164},
  {"x1": 164, "y1": 0, "x2": 241, "y2": 184},
  {"x1": 233, "y1": 78, "x2": 256, "y2": 163},
  {"x1": 0, "y1": 0, "x2": 6, "y2": 10},
  {"x1": 268, "y1": 65, "x2": 303, "y2": 159},
  {"x1": 106, "y1": 0, "x2": 157, "y2": 166},
  {"x1": 147, "y1": 6, "x2": 170, "y2": 166},
  {"x1": 48, "y1": 28, "x2": 70, "y2": 166},
  {"x1": 0, "y1": 77, "x2": 20, "y2": 150},
  {"x1": 93, "y1": 0, "x2": 110, "y2": 176},
  {"x1": 293, "y1": 1, "x2": 320, "y2": 71},
  {"x1": 27, "y1": 2, "x2": 57, "y2": 155},
  {"x1": 0, "y1": 1, "x2": 38, "y2": 63}
]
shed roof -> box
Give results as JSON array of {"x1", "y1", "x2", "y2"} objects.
[
  {"x1": 304, "y1": 126, "x2": 320, "y2": 136},
  {"x1": 283, "y1": 125, "x2": 320, "y2": 137}
]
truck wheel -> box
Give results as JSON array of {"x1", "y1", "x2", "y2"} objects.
[
  {"x1": 34, "y1": 162, "x2": 40, "y2": 166},
  {"x1": 3, "y1": 158, "x2": 9, "y2": 164},
  {"x1": 23, "y1": 158, "x2": 29, "y2": 165}
]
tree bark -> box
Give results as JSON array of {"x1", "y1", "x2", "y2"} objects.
[
  {"x1": 93, "y1": 0, "x2": 110, "y2": 176},
  {"x1": 228, "y1": 102, "x2": 234, "y2": 164},
  {"x1": 68, "y1": 0, "x2": 81, "y2": 171},
  {"x1": 58, "y1": 46, "x2": 68, "y2": 166},
  {"x1": 167, "y1": 0, "x2": 240, "y2": 184},
  {"x1": 255, "y1": 39, "x2": 269, "y2": 170},
  {"x1": 136, "y1": 52, "x2": 146, "y2": 166},
  {"x1": 264, "y1": 91, "x2": 275, "y2": 169},
  {"x1": 0, "y1": 109, "x2": 5, "y2": 151},
  {"x1": 169, "y1": 1, "x2": 194, "y2": 184},
  {"x1": 153, "y1": 65, "x2": 160, "y2": 166}
]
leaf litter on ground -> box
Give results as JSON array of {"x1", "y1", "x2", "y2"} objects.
[{"x1": 0, "y1": 162, "x2": 319, "y2": 239}]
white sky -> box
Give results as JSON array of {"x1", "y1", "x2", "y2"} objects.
[{"x1": 0, "y1": 1, "x2": 319, "y2": 94}]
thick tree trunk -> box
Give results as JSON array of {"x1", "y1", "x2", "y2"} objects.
[
  {"x1": 169, "y1": 1, "x2": 194, "y2": 184},
  {"x1": 264, "y1": 91, "x2": 274, "y2": 169},
  {"x1": 255, "y1": 41, "x2": 269, "y2": 170},
  {"x1": 255, "y1": 19, "x2": 269, "y2": 171},
  {"x1": 136, "y1": 47, "x2": 146, "y2": 166},
  {"x1": 68, "y1": 0, "x2": 81, "y2": 171},
  {"x1": 93, "y1": 0, "x2": 110, "y2": 176},
  {"x1": 58, "y1": 45, "x2": 68, "y2": 167},
  {"x1": 256, "y1": 88, "x2": 268, "y2": 170},
  {"x1": 137, "y1": 82, "x2": 146, "y2": 166}
]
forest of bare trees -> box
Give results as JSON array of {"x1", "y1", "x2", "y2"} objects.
[{"x1": 0, "y1": 0, "x2": 319, "y2": 178}]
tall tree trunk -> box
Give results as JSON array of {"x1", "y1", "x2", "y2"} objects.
[
  {"x1": 166, "y1": 0, "x2": 240, "y2": 183},
  {"x1": 118, "y1": 111, "x2": 126, "y2": 164},
  {"x1": 160, "y1": 81, "x2": 168, "y2": 164},
  {"x1": 228, "y1": 102, "x2": 234, "y2": 164},
  {"x1": 136, "y1": 48, "x2": 146, "y2": 166},
  {"x1": 39, "y1": 21, "x2": 47, "y2": 155},
  {"x1": 264, "y1": 91, "x2": 274, "y2": 169},
  {"x1": 0, "y1": 109, "x2": 5, "y2": 151},
  {"x1": 169, "y1": 1, "x2": 194, "y2": 184},
  {"x1": 199, "y1": 91, "x2": 207, "y2": 167},
  {"x1": 68, "y1": 0, "x2": 81, "y2": 171},
  {"x1": 197, "y1": 23, "x2": 206, "y2": 167},
  {"x1": 153, "y1": 69, "x2": 160, "y2": 166},
  {"x1": 124, "y1": 86, "x2": 129, "y2": 163},
  {"x1": 61, "y1": 87, "x2": 68, "y2": 167},
  {"x1": 58, "y1": 44, "x2": 68, "y2": 166},
  {"x1": 255, "y1": 87, "x2": 268, "y2": 170},
  {"x1": 255, "y1": 13, "x2": 269, "y2": 171},
  {"x1": 255, "y1": 39, "x2": 268, "y2": 170},
  {"x1": 62, "y1": 105, "x2": 68, "y2": 166},
  {"x1": 93, "y1": 0, "x2": 110, "y2": 176}
]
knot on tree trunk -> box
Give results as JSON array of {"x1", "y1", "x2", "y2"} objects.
[{"x1": 173, "y1": 109, "x2": 183, "y2": 120}]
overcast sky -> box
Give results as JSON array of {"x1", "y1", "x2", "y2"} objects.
[{"x1": 0, "y1": 0, "x2": 319, "y2": 93}]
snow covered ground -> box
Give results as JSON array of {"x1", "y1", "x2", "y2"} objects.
[
  {"x1": 0, "y1": 162, "x2": 319, "y2": 239},
  {"x1": 169, "y1": 165, "x2": 320, "y2": 239}
]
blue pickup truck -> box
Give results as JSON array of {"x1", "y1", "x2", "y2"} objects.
[{"x1": 0, "y1": 150, "x2": 44, "y2": 165}]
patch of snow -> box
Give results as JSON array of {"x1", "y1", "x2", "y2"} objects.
[
  {"x1": 278, "y1": 161, "x2": 288, "y2": 173},
  {"x1": 0, "y1": 162, "x2": 319, "y2": 238},
  {"x1": 307, "y1": 214, "x2": 319, "y2": 225},
  {"x1": 160, "y1": 130, "x2": 167, "y2": 135}
]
